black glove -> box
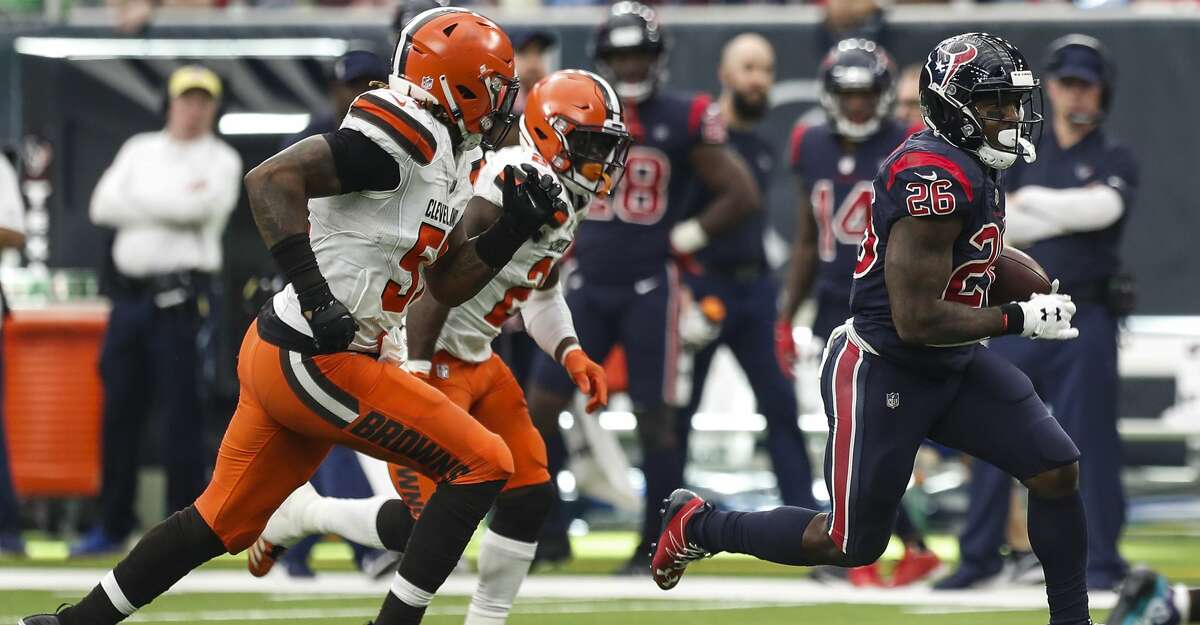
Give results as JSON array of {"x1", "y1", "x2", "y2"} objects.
[
  {"x1": 500, "y1": 163, "x2": 569, "y2": 238},
  {"x1": 297, "y1": 283, "x2": 358, "y2": 353}
]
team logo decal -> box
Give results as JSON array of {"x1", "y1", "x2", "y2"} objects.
[
  {"x1": 886, "y1": 392, "x2": 900, "y2": 409},
  {"x1": 422, "y1": 76, "x2": 434, "y2": 91},
  {"x1": 935, "y1": 41, "x2": 978, "y2": 89}
]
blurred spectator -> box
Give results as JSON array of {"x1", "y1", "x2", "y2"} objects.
[
  {"x1": 281, "y1": 50, "x2": 389, "y2": 150},
  {"x1": 819, "y1": 0, "x2": 888, "y2": 56},
  {"x1": 512, "y1": 29, "x2": 558, "y2": 112},
  {"x1": 938, "y1": 34, "x2": 1138, "y2": 592},
  {"x1": 894, "y1": 63, "x2": 923, "y2": 128},
  {"x1": 674, "y1": 33, "x2": 817, "y2": 511},
  {"x1": 71, "y1": 65, "x2": 241, "y2": 557},
  {"x1": 0, "y1": 153, "x2": 26, "y2": 557}
]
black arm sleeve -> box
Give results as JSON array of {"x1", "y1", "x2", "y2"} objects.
[{"x1": 322, "y1": 128, "x2": 402, "y2": 193}]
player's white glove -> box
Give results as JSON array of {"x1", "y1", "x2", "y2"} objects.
[{"x1": 1003, "y1": 279, "x2": 1079, "y2": 340}]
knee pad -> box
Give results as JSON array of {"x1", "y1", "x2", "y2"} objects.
[
  {"x1": 490, "y1": 482, "x2": 555, "y2": 544},
  {"x1": 466, "y1": 433, "x2": 515, "y2": 485}
]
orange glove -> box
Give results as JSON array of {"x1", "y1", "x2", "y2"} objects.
[{"x1": 563, "y1": 348, "x2": 608, "y2": 413}]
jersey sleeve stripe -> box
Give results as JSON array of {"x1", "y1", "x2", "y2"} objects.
[
  {"x1": 350, "y1": 94, "x2": 437, "y2": 165},
  {"x1": 687, "y1": 93, "x2": 712, "y2": 137},
  {"x1": 886, "y1": 151, "x2": 975, "y2": 201},
  {"x1": 789, "y1": 123, "x2": 808, "y2": 169}
]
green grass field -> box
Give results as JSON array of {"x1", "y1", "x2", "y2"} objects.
[{"x1": 2, "y1": 525, "x2": 1197, "y2": 624}]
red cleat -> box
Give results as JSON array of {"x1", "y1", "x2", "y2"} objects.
[
  {"x1": 890, "y1": 548, "x2": 943, "y2": 587},
  {"x1": 650, "y1": 489, "x2": 711, "y2": 590},
  {"x1": 848, "y1": 562, "x2": 886, "y2": 587}
]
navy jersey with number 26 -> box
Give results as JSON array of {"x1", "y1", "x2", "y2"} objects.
[
  {"x1": 573, "y1": 90, "x2": 725, "y2": 284},
  {"x1": 850, "y1": 130, "x2": 1005, "y2": 372}
]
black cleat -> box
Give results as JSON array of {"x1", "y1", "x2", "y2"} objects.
[{"x1": 19, "y1": 604, "x2": 70, "y2": 625}]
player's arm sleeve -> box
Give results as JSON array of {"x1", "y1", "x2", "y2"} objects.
[
  {"x1": 687, "y1": 93, "x2": 728, "y2": 146},
  {"x1": 788, "y1": 122, "x2": 808, "y2": 175},
  {"x1": 1010, "y1": 184, "x2": 1123, "y2": 232},
  {"x1": 323, "y1": 128, "x2": 402, "y2": 193},
  {"x1": 521, "y1": 276, "x2": 578, "y2": 364},
  {"x1": 882, "y1": 151, "x2": 977, "y2": 226}
]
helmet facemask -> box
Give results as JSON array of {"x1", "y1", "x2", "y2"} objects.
[
  {"x1": 443, "y1": 70, "x2": 519, "y2": 152},
  {"x1": 533, "y1": 115, "x2": 631, "y2": 200},
  {"x1": 820, "y1": 84, "x2": 894, "y2": 142},
  {"x1": 968, "y1": 84, "x2": 1043, "y2": 169}
]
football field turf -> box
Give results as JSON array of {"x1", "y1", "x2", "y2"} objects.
[{"x1": 2, "y1": 527, "x2": 1197, "y2": 624}]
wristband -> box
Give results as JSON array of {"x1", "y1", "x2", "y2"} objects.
[
  {"x1": 271, "y1": 233, "x2": 327, "y2": 301},
  {"x1": 475, "y1": 213, "x2": 528, "y2": 269},
  {"x1": 999, "y1": 303, "x2": 1024, "y2": 336}
]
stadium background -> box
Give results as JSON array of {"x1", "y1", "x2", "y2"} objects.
[{"x1": 1, "y1": 3, "x2": 1200, "y2": 624}]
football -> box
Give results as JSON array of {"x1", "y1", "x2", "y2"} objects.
[{"x1": 990, "y1": 247, "x2": 1053, "y2": 304}]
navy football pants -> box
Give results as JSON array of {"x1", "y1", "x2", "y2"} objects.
[
  {"x1": 820, "y1": 328, "x2": 1080, "y2": 563},
  {"x1": 677, "y1": 274, "x2": 816, "y2": 509},
  {"x1": 959, "y1": 303, "x2": 1126, "y2": 583}
]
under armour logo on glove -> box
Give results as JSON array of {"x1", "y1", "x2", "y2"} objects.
[{"x1": 1016, "y1": 280, "x2": 1078, "y2": 340}]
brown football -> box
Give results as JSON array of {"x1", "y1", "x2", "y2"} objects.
[{"x1": 990, "y1": 247, "x2": 1052, "y2": 304}]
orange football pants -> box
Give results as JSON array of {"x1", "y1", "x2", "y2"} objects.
[
  {"x1": 389, "y1": 350, "x2": 550, "y2": 519},
  {"x1": 194, "y1": 323, "x2": 514, "y2": 553}
]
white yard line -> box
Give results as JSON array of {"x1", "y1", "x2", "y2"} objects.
[{"x1": 0, "y1": 568, "x2": 1118, "y2": 610}]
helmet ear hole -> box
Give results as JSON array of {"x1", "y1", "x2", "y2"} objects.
[
  {"x1": 442, "y1": 23, "x2": 458, "y2": 37},
  {"x1": 456, "y1": 85, "x2": 477, "y2": 100}
]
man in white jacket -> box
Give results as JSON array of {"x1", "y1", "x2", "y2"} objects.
[
  {"x1": 938, "y1": 35, "x2": 1138, "y2": 592},
  {"x1": 72, "y1": 65, "x2": 242, "y2": 557}
]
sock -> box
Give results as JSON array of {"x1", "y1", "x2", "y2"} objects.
[
  {"x1": 464, "y1": 529, "x2": 538, "y2": 625},
  {"x1": 689, "y1": 505, "x2": 820, "y2": 566},
  {"x1": 62, "y1": 506, "x2": 225, "y2": 625},
  {"x1": 302, "y1": 494, "x2": 396, "y2": 550},
  {"x1": 1028, "y1": 491, "x2": 1090, "y2": 625},
  {"x1": 1183, "y1": 586, "x2": 1196, "y2": 622},
  {"x1": 375, "y1": 480, "x2": 504, "y2": 625},
  {"x1": 376, "y1": 499, "x2": 417, "y2": 552},
  {"x1": 893, "y1": 505, "x2": 927, "y2": 552},
  {"x1": 377, "y1": 574, "x2": 433, "y2": 625}
]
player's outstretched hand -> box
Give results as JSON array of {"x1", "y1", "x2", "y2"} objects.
[
  {"x1": 299, "y1": 284, "x2": 358, "y2": 353},
  {"x1": 501, "y1": 164, "x2": 569, "y2": 238},
  {"x1": 1013, "y1": 279, "x2": 1078, "y2": 340},
  {"x1": 563, "y1": 347, "x2": 608, "y2": 413}
]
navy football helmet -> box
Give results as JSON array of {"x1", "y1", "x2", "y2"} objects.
[
  {"x1": 591, "y1": 1, "x2": 667, "y2": 102},
  {"x1": 920, "y1": 32, "x2": 1043, "y2": 170},
  {"x1": 818, "y1": 38, "x2": 897, "y2": 142}
]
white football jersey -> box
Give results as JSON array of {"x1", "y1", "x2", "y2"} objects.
[
  {"x1": 436, "y1": 145, "x2": 584, "y2": 363},
  {"x1": 273, "y1": 88, "x2": 481, "y2": 353}
]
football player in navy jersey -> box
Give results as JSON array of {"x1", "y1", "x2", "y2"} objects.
[
  {"x1": 525, "y1": 1, "x2": 759, "y2": 574},
  {"x1": 650, "y1": 33, "x2": 1097, "y2": 625},
  {"x1": 941, "y1": 34, "x2": 1138, "y2": 591},
  {"x1": 777, "y1": 38, "x2": 938, "y2": 588},
  {"x1": 673, "y1": 33, "x2": 817, "y2": 512}
]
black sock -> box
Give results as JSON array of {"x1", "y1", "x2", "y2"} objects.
[
  {"x1": 490, "y1": 483, "x2": 554, "y2": 544},
  {"x1": 375, "y1": 480, "x2": 504, "y2": 625},
  {"x1": 1028, "y1": 491, "x2": 1090, "y2": 625},
  {"x1": 1188, "y1": 588, "x2": 1199, "y2": 622},
  {"x1": 62, "y1": 506, "x2": 225, "y2": 625},
  {"x1": 376, "y1": 499, "x2": 416, "y2": 552},
  {"x1": 893, "y1": 504, "x2": 927, "y2": 552},
  {"x1": 689, "y1": 505, "x2": 820, "y2": 566},
  {"x1": 640, "y1": 449, "x2": 684, "y2": 554}
]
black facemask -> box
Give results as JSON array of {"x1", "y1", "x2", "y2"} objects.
[{"x1": 732, "y1": 89, "x2": 769, "y2": 122}]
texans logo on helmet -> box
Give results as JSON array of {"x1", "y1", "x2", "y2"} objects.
[{"x1": 935, "y1": 42, "x2": 978, "y2": 88}]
